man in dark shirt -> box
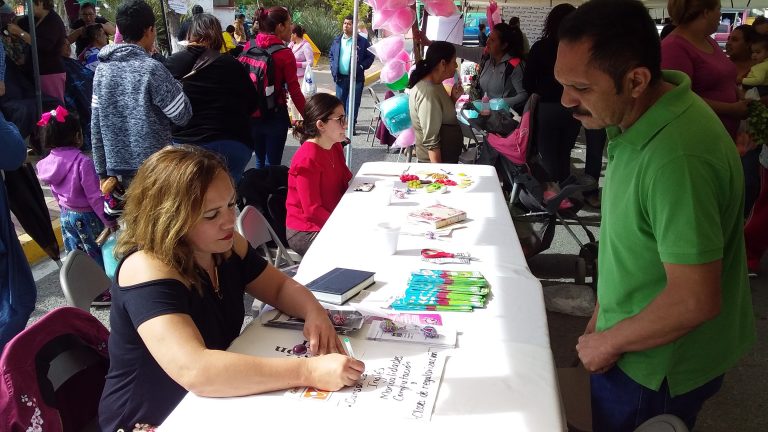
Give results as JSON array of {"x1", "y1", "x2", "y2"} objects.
[
  {"x1": 478, "y1": 23, "x2": 487, "y2": 47},
  {"x1": 67, "y1": 2, "x2": 115, "y2": 55}
]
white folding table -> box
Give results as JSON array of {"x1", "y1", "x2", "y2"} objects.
[{"x1": 160, "y1": 162, "x2": 565, "y2": 431}]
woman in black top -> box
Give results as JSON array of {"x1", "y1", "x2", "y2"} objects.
[
  {"x1": 7, "y1": 0, "x2": 66, "y2": 103},
  {"x1": 99, "y1": 145, "x2": 364, "y2": 431},
  {"x1": 522, "y1": 4, "x2": 579, "y2": 184},
  {"x1": 165, "y1": 13, "x2": 258, "y2": 183}
]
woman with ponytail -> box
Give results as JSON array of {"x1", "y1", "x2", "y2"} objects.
[
  {"x1": 285, "y1": 94, "x2": 352, "y2": 256},
  {"x1": 408, "y1": 41, "x2": 464, "y2": 163},
  {"x1": 248, "y1": 6, "x2": 306, "y2": 168}
]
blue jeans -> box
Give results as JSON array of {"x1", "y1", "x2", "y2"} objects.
[
  {"x1": 591, "y1": 366, "x2": 724, "y2": 432},
  {"x1": 60, "y1": 208, "x2": 105, "y2": 269},
  {"x1": 200, "y1": 140, "x2": 252, "y2": 184},
  {"x1": 0, "y1": 217, "x2": 36, "y2": 351},
  {"x1": 250, "y1": 107, "x2": 290, "y2": 169},
  {"x1": 336, "y1": 76, "x2": 364, "y2": 127}
]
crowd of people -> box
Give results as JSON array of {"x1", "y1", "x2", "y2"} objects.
[{"x1": 0, "y1": 0, "x2": 763, "y2": 430}]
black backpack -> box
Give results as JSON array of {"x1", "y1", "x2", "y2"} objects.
[
  {"x1": 238, "y1": 42, "x2": 288, "y2": 118},
  {"x1": 237, "y1": 165, "x2": 290, "y2": 245}
]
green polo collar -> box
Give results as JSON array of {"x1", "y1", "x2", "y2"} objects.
[{"x1": 606, "y1": 70, "x2": 695, "y2": 149}]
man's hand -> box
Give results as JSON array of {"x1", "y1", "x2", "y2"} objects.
[
  {"x1": 576, "y1": 331, "x2": 620, "y2": 373},
  {"x1": 413, "y1": 29, "x2": 432, "y2": 47}
]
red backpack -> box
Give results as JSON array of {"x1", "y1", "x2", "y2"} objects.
[
  {"x1": 0, "y1": 307, "x2": 110, "y2": 432},
  {"x1": 238, "y1": 42, "x2": 288, "y2": 118}
]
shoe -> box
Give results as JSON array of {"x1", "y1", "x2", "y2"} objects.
[
  {"x1": 584, "y1": 192, "x2": 601, "y2": 209},
  {"x1": 543, "y1": 190, "x2": 574, "y2": 210},
  {"x1": 92, "y1": 290, "x2": 112, "y2": 307}
]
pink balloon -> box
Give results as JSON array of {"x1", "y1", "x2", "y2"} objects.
[
  {"x1": 393, "y1": 127, "x2": 415, "y2": 148},
  {"x1": 425, "y1": 0, "x2": 458, "y2": 17},
  {"x1": 394, "y1": 50, "x2": 411, "y2": 69},
  {"x1": 385, "y1": 7, "x2": 416, "y2": 34},
  {"x1": 369, "y1": 35, "x2": 405, "y2": 62},
  {"x1": 377, "y1": 0, "x2": 413, "y2": 9},
  {"x1": 381, "y1": 60, "x2": 408, "y2": 83},
  {"x1": 373, "y1": 9, "x2": 396, "y2": 30}
]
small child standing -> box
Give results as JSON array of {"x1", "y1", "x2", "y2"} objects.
[{"x1": 35, "y1": 106, "x2": 116, "y2": 304}]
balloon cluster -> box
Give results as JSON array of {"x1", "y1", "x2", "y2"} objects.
[
  {"x1": 369, "y1": 35, "x2": 411, "y2": 91},
  {"x1": 366, "y1": 0, "x2": 458, "y2": 143}
]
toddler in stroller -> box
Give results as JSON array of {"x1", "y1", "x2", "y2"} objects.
[{"x1": 459, "y1": 93, "x2": 598, "y2": 284}]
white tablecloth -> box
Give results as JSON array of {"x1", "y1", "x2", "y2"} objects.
[{"x1": 161, "y1": 162, "x2": 565, "y2": 431}]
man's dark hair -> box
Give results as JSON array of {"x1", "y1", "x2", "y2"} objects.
[
  {"x1": 116, "y1": 0, "x2": 156, "y2": 43},
  {"x1": 509, "y1": 16, "x2": 520, "y2": 27},
  {"x1": 559, "y1": 0, "x2": 661, "y2": 93},
  {"x1": 191, "y1": 4, "x2": 203, "y2": 14},
  {"x1": 225, "y1": 24, "x2": 235, "y2": 33},
  {"x1": 344, "y1": 14, "x2": 353, "y2": 22},
  {"x1": 84, "y1": 23, "x2": 104, "y2": 44},
  {"x1": 478, "y1": 23, "x2": 485, "y2": 31},
  {"x1": 754, "y1": 16, "x2": 768, "y2": 27},
  {"x1": 80, "y1": 2, "x2": 96, "y2": 12},
  {"x1": 34, "y1": 0, "x2": 54, "y2": 10}
]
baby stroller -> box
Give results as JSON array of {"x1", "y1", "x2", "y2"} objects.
[{"x1": 459, "y1": 94, "x2": 599, "y2": 285}]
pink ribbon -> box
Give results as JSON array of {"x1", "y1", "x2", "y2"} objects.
[{"x1": 37, "y1": 106, "x2": 69, "y2": 127}]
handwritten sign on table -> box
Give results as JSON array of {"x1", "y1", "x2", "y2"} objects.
[{"x1": 265, "y1": 335, "x2": 447, "y2": 421}]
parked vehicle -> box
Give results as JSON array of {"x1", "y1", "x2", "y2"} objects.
[{"x1": 463, "y1": 12, "x2": 489, "y2": 46}]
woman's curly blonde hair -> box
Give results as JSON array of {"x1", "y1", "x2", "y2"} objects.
[{"x1": 115, "y1": 145, "x2": 232, "y2": 294}]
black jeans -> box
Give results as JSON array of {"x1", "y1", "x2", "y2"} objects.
[{"x1": 536, "y1": 102, "x2": 581, "y2": 182}]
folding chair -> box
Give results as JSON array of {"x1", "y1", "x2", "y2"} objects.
[
  {"x1": 366, "y1": 87, "x2": 382, "y2": 145},
  {"x1": 236, "y1": 205, "x2": 297, "y2": 270},
  {"x1": 0, "y1": 307, "x2": 110, "y2": 432},
  {"x1": 59, "y1": 250, "x2": 112, "y2": 312}
]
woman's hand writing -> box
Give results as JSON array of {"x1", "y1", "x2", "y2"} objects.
[{"x1": 304, "y1": 353, "x2": 365, "y2": 391}]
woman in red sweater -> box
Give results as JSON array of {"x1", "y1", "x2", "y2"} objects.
[
  {"x1": 249, "y1": 7, "x2": 306, "y2": 168},
  {"x1": 286, "y1": 94, "x2": 352, "y2": 256}
]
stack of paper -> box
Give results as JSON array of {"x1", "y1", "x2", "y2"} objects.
[{"x1": 390, "y1": 270, "x2": 490, "y2": 312}]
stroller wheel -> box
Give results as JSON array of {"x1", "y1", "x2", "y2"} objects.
[{"x1": 575, "y1": 258, "x2": 587, "y2": 285}]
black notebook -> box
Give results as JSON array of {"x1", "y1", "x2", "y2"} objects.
[{"x1": 306, "y1": 268, "x2": 375, "y2": 305}]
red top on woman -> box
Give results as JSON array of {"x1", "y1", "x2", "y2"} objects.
[
  {"x1": 286, "y1": 141, "x2": 352, "y2": 232},
  {"x1": 247, "y1": 33, "x2": 306, "y2": 114},
  {"x1": 661, "y1": 34, "x2": 739, "y2": 139}
]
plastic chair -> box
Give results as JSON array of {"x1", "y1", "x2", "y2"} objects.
[
  {"x1": 0, "y1": 307, "x2": 110, "y2": 432},
  {"x1": 634, "y1": 415, "x2": 690, "y2": 432},
  {"x1": 366, "y1": 87, "x2": 382, "y2": 144},
  {"x1": 236, "y1": 205, "x2": 296, "y2": 269},
  {"x1": 59, "y1": 250, "x2": 112, "y2": 312}
]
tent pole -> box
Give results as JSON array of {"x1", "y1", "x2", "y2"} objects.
[
  {"x1": 26, "y1": 0, "x2": 42, "y2": 121},
  {"x1": 345, "y1": 0, "x2": 361, "y2": 166},
  {"x1": 159, "y1": 0, "x2": 173, "y2": 54}
]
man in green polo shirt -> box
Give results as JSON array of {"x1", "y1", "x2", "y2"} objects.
[{"x1": 554, "y1": 1, "x2": 755, "y2": 430}]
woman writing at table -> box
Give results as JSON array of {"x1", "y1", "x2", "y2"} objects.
[
  {"x1": 98, "y1": 145, "x2": 363, "y2": 431},
  {"x1": 286, "y1": 93, "x2": 353, "y2": 256},
  {"x1": 407, "y1": 41, "x2": 464, "y2": 164}
]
